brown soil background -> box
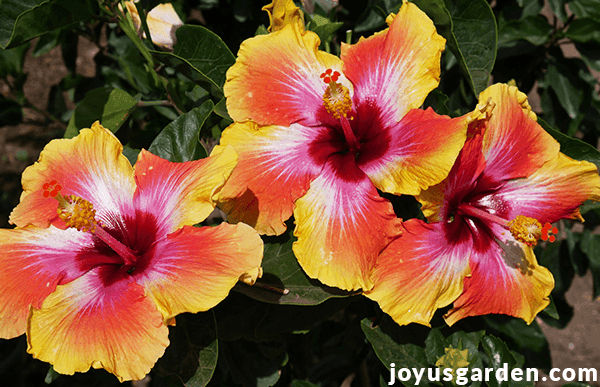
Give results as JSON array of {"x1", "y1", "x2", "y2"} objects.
[{"x1": 1, "y1": 22, "x2": 599, "y2": 387}]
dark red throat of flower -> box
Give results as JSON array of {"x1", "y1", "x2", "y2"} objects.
[{"x1": 43, "y1": 180, "x2": 138, "y2": 267}]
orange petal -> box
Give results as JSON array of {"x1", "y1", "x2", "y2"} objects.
[
  {"x1": 10, "y1": 122, "x2": 136, "y2": 229},
  {"x1": 224, "y1": 20, "x2": 343, "y2": 127},
  {"x1": 28, "y1": 266, "x2": 169, "y2": 382},
  {"x1": 444, "y1": 224, "x2": 554, "y2": 325},
  {"x1": 262, "y1": 0, "x2": 305, "y2": 32},
  {"x1": 134, "y1": 223, "x2": 263, "y2": 324},
  {"x1": 0, "y1": 226, "x2": 95, "y2": 339},
  {"x1": 212, "y1": 121, "x2": 328, "y2": 235},
  {"x1": 479, "y1": 84, "x2": 560, "y2": 183},
  {"x1": 292, "y1": 153, "x2": 402, "y2": 291},
  {"x1": 341, "y1": 1, "x2": 445, "y2": 122},
  {"x1": 497, "y1": 152, "x2": 600, "y2": 223},
  {"x1": 133, "y1": 145, "x2": 238, "y2": 233},
  {"x1": 365, "y1": 219, "x2": 471, "y2": 326}
]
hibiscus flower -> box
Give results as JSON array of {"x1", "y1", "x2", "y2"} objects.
[
  {"x1": 211, "y1": 0, "x2": 477, "y2": 291},
  {"x1": 0, "y1": 122, "x2": 263, "y2": 381},
  {"x1": 365, "y1": 83, "x2": 600, "y2": 326}
]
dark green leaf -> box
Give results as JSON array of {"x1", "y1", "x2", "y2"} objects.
[
  {"x1": 547, "y1": 0, "x2": 567, "y2": 23},
  {"x1": 148, "y1": 100, "x2": 213, "y2": 162},
  {"x1": 32, "y1": 28, "x2": 63, "y2": 57},
  {"x1": 162, "y1": 25, "x2": 235, "y2": 93},
  {"x1": 541, "y1": 295, "x2": 559, "y2": 320},
  {"x1": 579, "y1": 230, "x2": 600, "y2": 298},
  {"x1": 361, "y1": 319, "x2": 429, "y2": 387},
  {"x1": 0, "y1": 95, "x2": 22, "y2": 126},
  {"x1": 154, "y1": 311, "x2": 218, "y2": 387},
  {"x1": 0, "y1": 43, "x2": 29, "y2": 77},
  {"x1": 575, "y1": 42, "x2": 600, "y2": 73},
  {"x1": 538, "y1": 118, "x2": 600, "y2": 170},
  {"x1": 480, "y1": 335, "x2": 518, "y2": 387},
  {"x1": 545, "y1": 63, "x2": 583, "y2": 119},
  {"x1": 213, "y1": 98, "x2": 232, "y2": 121},
  {"x1": 424, "y1": 328, "x2": 446, "y2": 364},
  {"x1": 291, "y1": 381, "x2": 319, "y2": 387},
  {"x1": 65, "y1": 88, "x2": 138, "y2": 138},
  {"x1": 568, "y1": 0, "x2": 600, "y2": 19},
  {"x1": 483, "y1": 317, "x2": 548, "y2": 354},
  {"x1": 498, "y1": 16, "x2": 552, "y2": 47},
  {"x1": 222, "y1": 339, "x2": 286, "y2": 387},
  {"x1": 566, "y1": 18, "x2": 600, "y2": 43},
  {"x1": 0, "y1": 0, "x2": 98, "y2": 49},
  {"x1": 234, "y1": 228, "x2": 356, "y2": 305},
  {"x1": 442, "y1": 0, "x2": 497, "y2": 95}
]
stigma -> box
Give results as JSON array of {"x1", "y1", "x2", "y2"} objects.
[
  {"x1": 44, "y1": 180, "x2": 97, "y2": 232},
  {"x1": 321, "y1": 69, "x2": 353, "y2": 120}
]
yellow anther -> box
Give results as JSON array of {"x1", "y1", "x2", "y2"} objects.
[
  {"x1": 57, "y1": 195, "x2": 98, "y2": 233},
  {"x1": 323, "y1": 82, "x2": 352, "y2": 119},
  {"x1": 508, "y1": 215, "x2": 542, "y2": 247}
]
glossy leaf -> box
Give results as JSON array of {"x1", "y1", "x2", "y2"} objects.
[
  {"x1": 480, "y1": 335, "x2": 518, "y2": 387},
  {"x1": 538, "y1": 118, "x2": 600, "y2": 170},
  {"x1": 153, "y1": 25, "x2": 235, "y2": 95},
  {"x1": 148, "y1": 100, "x2": 213, "y2": 162},
  {"x1": 498, "y1": 16, "x2": 552, "y2": 47},
  {"x1": 361, "y1": 318, "x2": 429, "y2": 387},
  {"x1": 568, "y1": 0, "x2": 600, "y2": 19},
  {"x1": 443, "y1": 0, "x2": 497, "y2": 95},
  {"x1": 565, "y1": 18, "x2": 600, "y2": 43},
  {"x1": 154, "y1": 311, "x2": 218, "y2": 387},
  {"x1": 0, "y1": 43, "x2": 29, "y2": 77},
  {"x1": 64, "y1": 87, "x2": 138, "y2": 138},
  {"x1": 234, "y1": 228, "x2": 356, "y2": 305},
  {"x1": 0, "y1": 0, "x2": 97, "y2": 49}
]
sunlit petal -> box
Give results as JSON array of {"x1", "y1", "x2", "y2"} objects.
[
  {"x1": 366, "y1": 219, "x2": 471, "y2": 326},
  {"x1": 213, "y1": 121, "x2": 329, "y2": 235},
  {"x1": 28, "y1": 266, "x2": 169, "y2": 382},
  {"x1": 10, "y1": 122, "x2": 135, "y2": 231},
  {"x1": 134, "y1": 223, "x2": 263, "y2": 324},
  {"x1": 293, "y1": 153, "x2": 402, "y2": 291}
]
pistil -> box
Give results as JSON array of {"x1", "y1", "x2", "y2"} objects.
[
  {"x1": 456, "y1": 203, "x2": 545, "y2": 246},
  {"x1": 321, "y1": 68, "x2": 359, "y2": 153},
  {"x1": 43, "y1": 180, "x2": 138, "y2": 266}
]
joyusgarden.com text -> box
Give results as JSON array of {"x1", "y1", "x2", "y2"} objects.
[{"x1": 388, "y1": 363, "x2": 598, "y2": 385}]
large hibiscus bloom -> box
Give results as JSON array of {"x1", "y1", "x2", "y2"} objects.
[
  {"x1": 0, "y1": 122, "x2": 263, "y2": 381},
  {"x1": 365, "y1": 84, "x2": 600, "y2": 326},
  {"x1": 211, "y1": 0, "x2": 476, "y2": 291}
]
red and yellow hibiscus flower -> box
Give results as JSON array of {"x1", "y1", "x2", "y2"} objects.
[
  {"x1": 365, "y1": 83, "x2": 600, "y2": 326},
  {"x1": 211, "y1": 0, "x2": 478, "y2": 291},
  {"x1": 0, "y1": 122, "x2": 263, "y2": 381}
]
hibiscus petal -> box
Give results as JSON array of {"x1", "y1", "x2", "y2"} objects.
[
  {"x1": 0, "y1": 227, "x2": 99, "y2": 339},
  {"x1": 496, "y1": 152, "x2": 600, "y2": 223},
  {"x1": 362, "y1": 107, "x2": 469, "y2": 196},
  {"x1": 418, "y1": 120, "x2": 488, "y2": 222},
  {"x1": 133, "y1": 145, "x2": 238, "y2": 234},
  {"x1": 28, "y1": 266, "x2": 169, "y2": 382},
  {"x1": 134, "y1": 223, "x2": 263, "y2": 324},
  {"x1": 479, "y1": 83, "x2": 560, "y2": 183},
  {"x1": 10, "y1": 122, "x2": 136, "y2": 230},
  {"x1": 365, "y1": 219, "x2": 471, "y2": 326},
  {"x1": 213, "y1": 121, "x2": 330, "y2": 235},
  {"x1": 444, "y1": 224, "x2": 554, "y2": 325},
  {"x1": 224, "y1": 21, "x2": 344, "y2": 127},
  {"x1": 292, "y1": 153, "x2": 402, "y2": 291},
  {"x1": 262, "y1": 0, "x2": 305, "y2": 32},
  {"x1": 341, "y1": 1, "x2": 445, "y2": 123}
]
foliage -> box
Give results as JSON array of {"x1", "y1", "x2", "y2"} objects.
[{"x1": 1, "y1": 0, "x2": 599, "y2": 386}]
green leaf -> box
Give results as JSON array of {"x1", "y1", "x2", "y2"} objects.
[
  {"x1": 148, "y1": 100, "x2": 213, "y2": 163},
  {"x1": 547, "y1": 0, "x2": 567, "y2": 23},
  {"x1": 222, "y1": 339, "x2": 286, "y2": 387},
  {"x1": 416, "y1": 0, "x2": 496, "y2": 95},
  {"x1": 0, "y1": 43, "x2": 29, "y2": 77},
  {"x1": 545, "y1": 63, "x2": 583, "y2": 119},
  {"x1": 65, "y1": 88, "x2": 138, "y2": 138},
  {"x1": 424, "y1": 328, "x2": 446, "y2": 364},
  {"x1": 480, "y1": 335, "x2": 518, "y2": 387},
  {"x1": 154, "y1": 311, "x2": 218, "y2": 387},
  {"x1": 360, "y1": 318, "x2": 429, "y2": 387},
  {"x1": 234, "y1": 228, "x2": 356, "y2": 305},
  {"x1": 443, "y1": 0, "x2": 497, "y2": 95},
  {"x1": 307, "y1": 14, "x2": 343, "y2": 45},
  {"x1": 155, "y1": 25, "x2": 235, "y2": 94},
  {"x1": 483, "y1": 316, "x2": 548, "y2": 354},
  {"x1": 566, "y1": 18, "x2": 600, "y2": 43},
  {"x1": 498, "y1": 16, "x2": 552, "y2": 47},
  {"x1": 291, "y1": 381, "x2": 319, "y2": 387},
  {"x1": 0, "y1": 0, "x2": 98, "y2": 49},
  {"x1": 579, "y1": 230, "x2": 600, "y2": 298},
  {"x1": 538, "y1": 118, "x2": 600, "y2": 170},
  {"x1": 541, "y1": 295, "x2": 559, "y2": 319},
  {"x1": 568, "y1": 0, "x2": 600, "y2": 19}
]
